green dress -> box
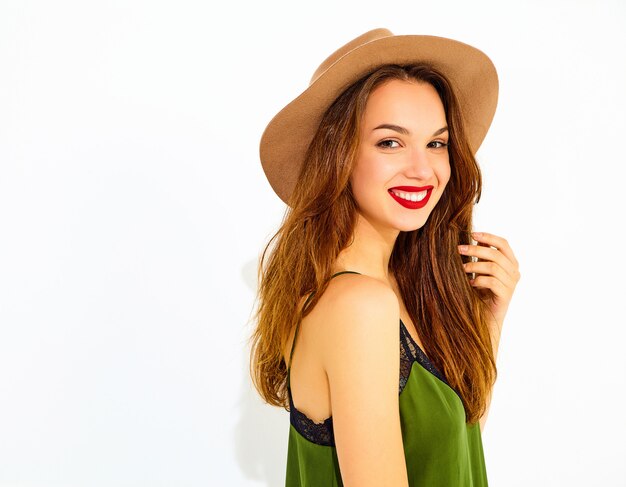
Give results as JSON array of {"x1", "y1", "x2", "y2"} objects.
[{"x1": 285, "y1": 271, "x2": 488, "y2": 486}]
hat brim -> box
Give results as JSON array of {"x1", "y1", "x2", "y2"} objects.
[{"x1": 260, "y1": 34, "x2": 498, "y2": 205}]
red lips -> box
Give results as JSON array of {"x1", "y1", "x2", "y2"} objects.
[{"x1": 388, "y1": 186, "x2": 433, "y2": 209}]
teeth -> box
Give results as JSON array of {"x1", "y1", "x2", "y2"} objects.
[{"x1": 391, "y1": 189, "x2": 428, "y2": 202}]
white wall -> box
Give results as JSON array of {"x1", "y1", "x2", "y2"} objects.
[{"x1": 1, "y1": 0, "x2": 624, "y2": 485}]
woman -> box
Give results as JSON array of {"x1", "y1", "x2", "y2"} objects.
[{"x1": 249, "y1": 28, "x2": 520, "y2": 486}]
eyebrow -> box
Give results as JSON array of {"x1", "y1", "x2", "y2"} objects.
[{"x1": 372, "y1": 124, "x2": 449, "y2": 137}]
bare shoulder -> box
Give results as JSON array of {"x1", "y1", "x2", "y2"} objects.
[
  {"x1": 314, "y1": 272, "x2": 400, "y2": 372},
  {"x1": 319, "y1": 274, "x2": 400, "y2": 315},
  {"x1": 314, "y1": 273, "x2": 400, "y2": 339}
]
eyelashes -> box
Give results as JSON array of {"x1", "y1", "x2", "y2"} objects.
[
  {"x1": 376, "y1": 139, "x2": 401, "y2": 149},
  {"x1": 376, "y1": 139, "x2": 449, "y2": 149},
  {"x1": 429, "y1": 141, "x2": 449, "y2": 149}
]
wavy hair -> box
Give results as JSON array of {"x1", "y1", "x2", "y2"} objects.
[{"x1": 248, "y1": 63, "x2": 497, "y2": 424}]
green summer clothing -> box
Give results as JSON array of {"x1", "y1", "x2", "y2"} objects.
[{"x1": 285, "y1": 270, "x2": 488, "y2": 486}]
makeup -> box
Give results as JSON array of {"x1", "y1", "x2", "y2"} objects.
[{"x1": 388, "y1": 186, "x2": 433, "y2": 209}]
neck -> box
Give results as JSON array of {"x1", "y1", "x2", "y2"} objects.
[{"x1": 333, "y1": 213, "x2": 399, "y2": 286}]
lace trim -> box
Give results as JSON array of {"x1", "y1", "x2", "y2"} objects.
[
  {"x1": 288, "y1": 386, "x2": 335, "y2": 446},
  {"x1": 400, "y1": 319, "x2": 463, "y2": 404},
  {"x1": 400, "y1": 319, "x2": 449, "y2": 391}
]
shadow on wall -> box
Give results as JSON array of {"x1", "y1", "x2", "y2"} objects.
[{"x1": 234, "y1": 258, "x2": 288, "y2": 487}]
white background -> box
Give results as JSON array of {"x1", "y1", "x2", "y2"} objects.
[{"x1": 1, "y1": 0, "x2": 624, "y2": 486}]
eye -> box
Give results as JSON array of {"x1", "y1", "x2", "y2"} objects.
[
  {"x1": 429, "y1": 140, "x2": 449, "y2": 149},
  {"x1": 377, "y1": 139, "x2": 400, "y2": 149}
]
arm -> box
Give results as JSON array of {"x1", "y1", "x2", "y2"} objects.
[{"x1": 320, "y1": 277, "x2": 409, "y2": 487}]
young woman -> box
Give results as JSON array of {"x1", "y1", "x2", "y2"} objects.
[{"x1": 249, "y1": 28, "x2": 520, "y2": 487}]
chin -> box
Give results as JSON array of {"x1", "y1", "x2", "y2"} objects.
[
  {"x1": 395, "y1": 209, "x2": 434, "y2": 231},
  {"x1": 397, "y1": 221, "x2": 428, "y2": 233}
]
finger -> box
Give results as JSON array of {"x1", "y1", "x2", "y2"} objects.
[
  {"x1": 470, "y1": 275, "x2": 509, "y2": 297},
  {"x1": 458, "y1": 243, "x2": 517, "y2": 281},
  {"x1": 475, "y1": 241, "x2": 491, "y2": 262},
  {"x1": 471, "y1": 232, "x2": 519, "y2": 268},
  {"x1": 463, "y1": 260, "x2": 516, "y2": 289}
]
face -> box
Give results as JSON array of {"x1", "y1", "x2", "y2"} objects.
[{"x1": 350, "y1": 78, "x2": 451, "y2": 234}]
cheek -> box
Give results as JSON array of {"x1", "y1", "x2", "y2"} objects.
[
  {"x1": 351, "y1": 155, "x2": 381, "y2": 194},
  {"x1": 350, "y1": 171, "x2": 368, "y2": 203},
  {"x1": 360, "y1": 152, "x2": 394, "y2": 182},
  {"x1": 439, "y1": 160, "x2": 452, "y2": 186}
]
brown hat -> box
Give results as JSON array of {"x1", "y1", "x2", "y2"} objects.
[{"x1": 259, "y1": 28, "x2": 499, "y2": 206}]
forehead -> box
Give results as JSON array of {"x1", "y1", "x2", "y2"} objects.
[{"x1": 361, "y1": 79, "x2": 446, "y2": 129}]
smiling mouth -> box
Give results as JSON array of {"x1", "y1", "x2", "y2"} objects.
[
  {"x1": 389, "y1": 188, "x2": 430, "y2": 202},
  {"x1": 388, "y1": 187, "x2": 433, "y2": 209},
  {"x1": 388, "y1": 185, "x2": 433, "y2": 201}
]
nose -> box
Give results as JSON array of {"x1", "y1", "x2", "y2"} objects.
[{"x1": 404, "y1": 147, "x2": 435, "y2": 180}]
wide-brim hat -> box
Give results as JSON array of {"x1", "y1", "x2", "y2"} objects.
[{"x1": 259, "y1": 27, "x2": 499, "y2": 206}]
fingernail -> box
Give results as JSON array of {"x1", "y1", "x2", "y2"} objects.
[
  {"x1": 472, "y1": 232, "x2": 482, "y2": 238},
  {"x1": 458, "y1": 245, "x2": 468, "y2": 253}
]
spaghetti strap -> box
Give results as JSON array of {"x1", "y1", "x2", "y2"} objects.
[{"x1": 287, "y1": 270, "x2": 362, "y2": 388}]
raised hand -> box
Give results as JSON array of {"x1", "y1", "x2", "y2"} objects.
[{"x1": 458, "y1": 232, "x2": 521, "y2": 330}]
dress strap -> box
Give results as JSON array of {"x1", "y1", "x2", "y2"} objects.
[{"x1": 287, "y1": 271, "x2": 362, "y2": 388}]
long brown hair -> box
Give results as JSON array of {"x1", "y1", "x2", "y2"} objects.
[{"x1": 248, "y1": 63, "x2": 497, "y2": 425}]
